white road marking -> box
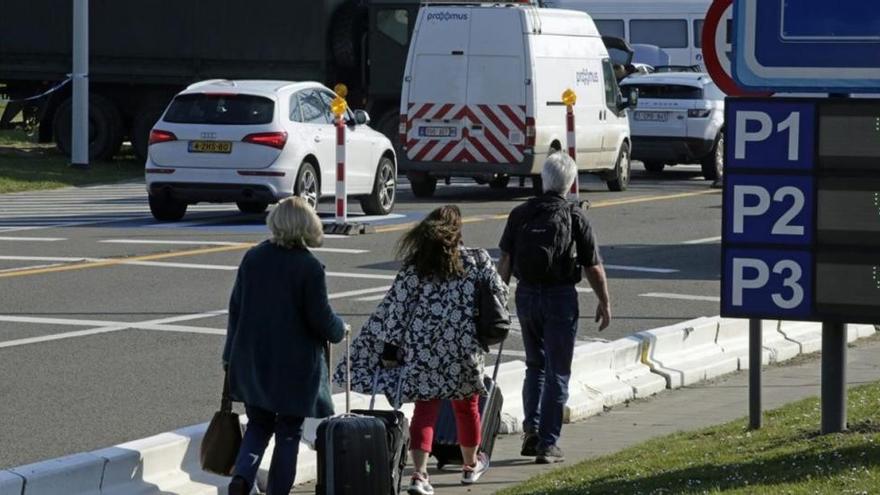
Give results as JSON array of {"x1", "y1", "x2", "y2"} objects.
[
  {"x1": 605, "y1": 264, "x2": 679, "y2": 274},
  {"x1": 509, "y1": 283, "x2": 593, "y2": 294},
  {"x1": 328, "y1": 286, "x2": 391, "y2": 300},
  {"x1": 501, "y1": 349, "x2": 527, "y2": 358},
  {"x1": 0, "y1": 326, "x2": 130, "y2": 349},
  {"x1": 326, "y1": 271, "x2": 397, "y2": 281},
  {"x1": 98, "y1": 239, "x2": 365, "y2": 253},
  {"x1": 682, "y1": 236, "x2": 722, "y2": 245},
  {"x1": 0, "y1": 263, "x2": 64, "y2": 273},
  {"x1": 0, "y1": 255, "x2": 97, "y2": 262},
  {"x1": 0, "y1": 236, "x2": 66, "y2": 242},
  {"x1": 355, "y1": 293, "x2": 388, "y2": 302},
  {"x1": 121, "y1": 261, "x2": 237, "y2": 271},
  {"x1": 640, "y1": 292, "x2": 721, "y2": 302}
]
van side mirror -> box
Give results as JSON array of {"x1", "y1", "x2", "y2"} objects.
[
  {"x1": 617, "y1": 88, "x2": 639, "y2": 112},
  {"x1": 353, "y1": 110, "x2": 370, "y2": 126}
]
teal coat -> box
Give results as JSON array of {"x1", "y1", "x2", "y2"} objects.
[{"x1": 223, "y1": 241, "x2": 345, "y2": 418}]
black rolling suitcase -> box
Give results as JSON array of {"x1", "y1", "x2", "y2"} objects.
[
  {"x1": 431, "y1": 343, "x2": 505, "y2": 469},
  {"x1": 316, "y1": 335, "x2": 394, "y2": 495}
]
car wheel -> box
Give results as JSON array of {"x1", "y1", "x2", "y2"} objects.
[
  {"x1": 294, "y1": 162, "x2": 320, "y2": 209},
  {"x1": 236, "y1": 201, "x2": 268, "y2": 214},
  {"x1": 644, "y1": 161, "x2": 665, "y2": 173},
  {"x1": 148, "y1": 194, "x2": 187, "y2": 222},
  {"x1": 606, "y1": 142, "x2": 631, "y2": 192},
  {"x1": 408, "y1": 173, "x2": 437, "y2": 198},
  {"x1": 360, "y1": 156, "x2": 396, "y2": 215},
  {"x1": 701, "y1": 131, "x2": 723, "y2": 181},
  {"x1": 488, "y1": 174, "x2": 510, "y2": 189}
]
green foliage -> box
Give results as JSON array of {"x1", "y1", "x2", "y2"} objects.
[{"x1": 501, "y1": 382, "x2": 880, "y2": 494}]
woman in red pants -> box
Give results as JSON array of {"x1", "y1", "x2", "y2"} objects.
[{"x1": 337, "y1": 205, "x2": 508, "y2": 494}]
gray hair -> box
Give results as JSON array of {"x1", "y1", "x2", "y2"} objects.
[
  {"x1": 541, "y1": 152, "x2": 577, "y2": 195},
  {"x1": 266, "y1": 196, "x2": 323, "y2": 249}
]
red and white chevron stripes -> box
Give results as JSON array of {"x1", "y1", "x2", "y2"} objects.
[{"x1": 404, "y1": 102, "x2": 528, "y2": 163}]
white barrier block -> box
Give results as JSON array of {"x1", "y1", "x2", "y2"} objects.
[
  {"x1": 97, "y1": 430, "x2": 226, "y2": 495},
  {"x1": 11, "y1": 453, "x2": 104, "y2": 495},
  {"x1": 487, "y1": 360, "x2": 526, "y2": 434},
  {"x1": 761, "y1": 320, "x2": 801, "y2": 363},
  {"x1": 640, "y1": 317, "x2": 737, "y2": 388},
  {"x1": 848, "y1": 324, "x2": 877, "y2": 342},
  {"x1": 569, "y1": 342, "x2": 634, "y2": 406},
  {"x1": 778, "y1": 321, "x2": 822, "y2": 354},
  {"x1": 716, "y1": 318, "x2": 771, "y2": 369},
  {"x1": 0, "y1": 471, "x2": 23, "y2": 495},
  {"x1": 609, "y1": 336, "x2": 666, "y2": 398}
]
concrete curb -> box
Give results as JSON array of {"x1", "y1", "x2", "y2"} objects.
[{"x1": 6, "y1": 318, "x2": 876, "y2": 494}]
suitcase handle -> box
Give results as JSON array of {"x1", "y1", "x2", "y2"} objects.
[
  {"x1": 326, "y1": 324, "x2": 353, "y2": 415},
  {"x1": 480, "y1": 341, "x2": 505, "y2": 437}
]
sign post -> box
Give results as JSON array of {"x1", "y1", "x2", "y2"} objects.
[
  {"x1": 748, "y1": 318, "x2": 761, "y2": 429},
  {"x1": 71, "y1": 0, "x2": 89, "y2": 169},
  {"x1": 331, "y1": 84, "x2": 349, "y2": 225},
  {"x1": 562, "y1": 88, "x2": 578, "y2": 201}
]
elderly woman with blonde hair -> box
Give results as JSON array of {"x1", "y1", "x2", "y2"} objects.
[{"x1": 222, "y1": 196, "x2": 346, "y2": 495}]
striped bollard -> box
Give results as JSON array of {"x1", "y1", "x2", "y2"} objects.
[
  {"x1": 330, "y1": 84, "x2": 349, "y2": 224},
  {"x1": 562, "y1": 88, "x2": 579, "y2": 201},
  {"x1": 335, "y1": 115, "x2": 347, "y2": 224}
]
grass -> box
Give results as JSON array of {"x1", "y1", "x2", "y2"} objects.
[
  {"x1": 0, "y1": 128, "x2": 143, "y2": 194},
  {"x1": 500, "y1": 381, "x2": 880, "y2": 494}
]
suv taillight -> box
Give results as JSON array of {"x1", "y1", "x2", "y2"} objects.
[
  {"x1": 242, "y1": 131, "x2": 288, "y2": 150},
  {"x1": 148, "y1": 129, "x2": 177, "y2": 145},
  {"x1": 525, "y1": 117, "x2": 536, "y2": 147},
  {"x1": 687, "y1": 109, "x2": 712, "y2": 118},
  {"x1": 399, "y1": 115, "x2": 408, "y2": 146}
]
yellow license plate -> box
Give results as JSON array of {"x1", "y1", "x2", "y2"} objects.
[{"x1": 188, "y1": 140, "x2": 232, "y2": 153}]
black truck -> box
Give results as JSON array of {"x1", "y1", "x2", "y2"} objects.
[{"x1": 0, "y1": 0, "x2": 418, "y2": 161}]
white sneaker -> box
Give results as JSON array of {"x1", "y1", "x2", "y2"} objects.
[
  {"x1": 407, "y1": 472, "x2": 434, "y2": 495},
  {"x1": 461, "y1": 452, "x2": 489, "y2": 485}
]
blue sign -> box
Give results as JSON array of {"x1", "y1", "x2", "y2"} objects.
[
  {"x1": 726, "y1": 100, "x2": 815, "y2": 171},
  {"x1": 722, "y1": 248, "x2": 814, "y2": 319},
  {"x1": 733, "y1": 0, "x2": 880, "y2": 92},
  {"x1": 723, "y1": 175, "x2": 815, "y2": 246}
]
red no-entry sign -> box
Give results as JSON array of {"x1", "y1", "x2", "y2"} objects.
[{"x1": 701, "y1": 0, "x2": 770, "y2": 97}]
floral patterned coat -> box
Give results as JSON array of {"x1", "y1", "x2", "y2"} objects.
[{"x1": 334, "y1": 247, "x2": 508, "y2": 403}]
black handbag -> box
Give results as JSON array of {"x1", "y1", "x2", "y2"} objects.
[
  {"x1": 200, "y1": 371, "x2": 243, "y2": 476},
  {"x1": 476, "y1": 274, "x2": 510, "y2": 350}
]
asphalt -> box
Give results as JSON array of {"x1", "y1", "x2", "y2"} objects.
[
  {"x1": 292, "y1": 335, "x2": 880, "y2": 494},
  {"x1": 0, "y1": 165, "x2": 724, "y2": 468}
]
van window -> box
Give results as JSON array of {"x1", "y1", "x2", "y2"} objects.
[
  {"x1": 377, "y1": 9, "x2": 409, "y2": 46},
  {"x1": 594, "y1": 19, "x2": 625, "y2": 39},
  {"x1": 164, "y1": 94, "x2": 274, "y2": 125},
  {"x1": 630, "y1": 20, "x2": 688, "y2": 49},
  {"x1": 694, "y1": 20, "x2": 704, "y2": 48},
  {"x1": 623, "y1": 84, "x2": 703, "y2": 99},
  {"x1": 601, "y1": 59, "x2": 619, "y2": 111}
]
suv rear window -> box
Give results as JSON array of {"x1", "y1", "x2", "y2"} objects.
[
  {"x1": 164, "y1": 94, "x2": 274, "y2": 125},
  {"x1": 623, "y1": 84, "x2": 703, "y2": 99}
]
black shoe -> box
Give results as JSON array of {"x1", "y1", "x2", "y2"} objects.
[
  {"x1": 521, "y1": 431, "x2": 540, "y2": 456},
  {"x1": 536, "y1": 444, "x2": 565, "y2": 464},
  {"x1": 228, "y1": 476, "x2": 250, "y2": 495}
]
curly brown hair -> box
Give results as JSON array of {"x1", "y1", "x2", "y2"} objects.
[{"x1": 396, "y1": 205, "x2": 464, "y2": 281}]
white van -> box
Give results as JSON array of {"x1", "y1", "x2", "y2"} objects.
[
  {"x1": 543, "y1": 0, "x2": 711, "y2": 69},
  {"x1": 398, "y1": 2, "x2": 636, "y2": 197}
]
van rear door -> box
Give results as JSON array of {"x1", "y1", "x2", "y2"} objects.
[{"x1": 404, "y1": 8, "x2": 471, "y2": 163}]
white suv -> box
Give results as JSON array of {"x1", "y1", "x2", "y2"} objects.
[
  {"x1": 620, "y1": 73, "x2": 724, "y2": 180},
  {"x1": 145, "y1": 80, "x2": 397, "y2": 221}
]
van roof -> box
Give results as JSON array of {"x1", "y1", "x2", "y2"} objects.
[
  {"x1": 620, "y1": 72, "x2": 713, "y2": 87},
  {"x1": 420, "y1": 4, "x2": 600, "y2": 37}
]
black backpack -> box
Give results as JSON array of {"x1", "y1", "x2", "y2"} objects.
[{"x1": 513, "y1": 200, "x2": 578, "y2": 285}]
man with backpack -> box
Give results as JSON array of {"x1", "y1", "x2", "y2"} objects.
[{"x1": 497, "y1": 152, "x2": 611, "y2": 464}]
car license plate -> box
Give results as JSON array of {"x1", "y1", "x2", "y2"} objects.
[
  {"x1": 188, "y1": 140, "x2": 232, "y2": 153},
  {"x1": 418, "y1": 126, "x2": 457, "y2": 138},
  {"x1": 634, "y1": 111, "x2": 669, "y2": 122}
]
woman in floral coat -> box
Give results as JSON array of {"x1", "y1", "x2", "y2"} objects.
[{"x1": 335, "y1": 205, "x2": 508, "y2": 494}]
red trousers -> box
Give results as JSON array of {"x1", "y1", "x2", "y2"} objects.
[{"x1": 409, "y1": 395, "x2": 481, "y2": 453}]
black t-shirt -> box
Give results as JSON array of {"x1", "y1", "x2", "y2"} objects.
[{"x1": 499, "y1": 193, "x2": 602, "y2": 284}]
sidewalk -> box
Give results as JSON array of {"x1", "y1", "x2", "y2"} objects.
[{"x1": 293, "y1": 336, "x2": 880, "y2": 494}]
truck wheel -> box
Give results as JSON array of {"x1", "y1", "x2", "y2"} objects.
[
  {"x1": 644, "y1": 161, "x2": 665, "y2": 173},
  {"x1": 361, "y1": 156, "x2": 396, "y2": 215},
  {"x1": 408, "y1": 173, "x2": 436, "y2": 198},
  {"x1": 53, "y1": 94, "x2": 124, "y2": 160},
  {"x1": 236, "y1": 201, "x2": 268, "y2": 214},
  {"x1": 132, "y1": 102, "x2": 168, "y2": 163},
  {"x1": 701, "y1": 132, "x2": 724, "y2": 181},
  {"x1": 488, "y1": 175, "x2": 510, "y2": 189},
  {"x1": 606, "y1": 142, "x2": 631, "y2": 192},
  {"x1": 149, "y1": 194, "x2": 187, "y2": 222}
]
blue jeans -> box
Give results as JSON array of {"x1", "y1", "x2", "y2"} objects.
[
  {"x1": 232, "y1": 405, "x2": 304, "y2": 495},
  {"x1": 516, "y1": 284, "x2": 579, "y2": 449}
]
